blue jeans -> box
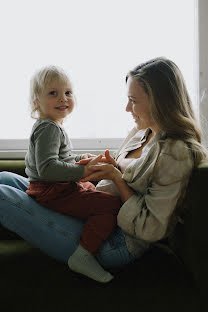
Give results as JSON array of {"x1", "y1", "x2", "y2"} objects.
[{"x1": 0, "y1": 171, "x2": 148, "y2": 269}]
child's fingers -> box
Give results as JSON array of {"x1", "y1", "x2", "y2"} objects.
[
  {"x1": 76, "y1": 154, "x2": 103, "y2": 165},
  {"x1": 75, "y1": 159, "x2": 91, "y2": 165}
]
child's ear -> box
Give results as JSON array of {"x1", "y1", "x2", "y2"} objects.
[{"x1": 34, "y1": 100, "x2": 39, "y2": 109}]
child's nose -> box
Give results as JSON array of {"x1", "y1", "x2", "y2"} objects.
[{"x1": 60, "y1": 94, "x2": 67, "y2": 102}]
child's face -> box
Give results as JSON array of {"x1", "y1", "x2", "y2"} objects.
[{"x1": 36, "y1": 78, "x2": 75, "y2": 125}]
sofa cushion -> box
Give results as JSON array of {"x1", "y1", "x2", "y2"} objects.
[{"x1": 0, "y1": 160, "x2": 26, "y2": 177}]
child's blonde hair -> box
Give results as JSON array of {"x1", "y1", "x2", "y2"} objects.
[{"x1": 29, "y1": 65, "x2": 71, "y2": 119}]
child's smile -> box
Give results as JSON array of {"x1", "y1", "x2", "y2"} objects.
[
  {"x1": 55, "y1": 105, "x2": 69, "y2": 111},
  {"x1": 35, "y1": 78, "x2": 75, "y2": 125}
]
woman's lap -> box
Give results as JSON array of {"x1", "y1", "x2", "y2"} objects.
[{"x1": 0, "y1": 172, "x2": 137, "y2": 268}]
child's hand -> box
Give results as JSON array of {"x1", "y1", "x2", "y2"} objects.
[
  {"x1": 82, "y1": 155, "x2": 104, "y2": 178},
  {"x1": 75, "y1": 153, "x2": 101, "y2": 165},
  {"x1": 75, "y1": 150, "x2": 117, "y2": 167},
  {"x1": 81, "y1": 153, "x2": 97, "y2": 159}
]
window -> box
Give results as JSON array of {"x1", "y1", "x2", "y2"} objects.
[{"x1": 0, "y1": 0, "x2": 197, "y2": 147}]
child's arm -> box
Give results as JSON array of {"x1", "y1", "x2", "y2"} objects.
[{"x1": 28, "y1": 122, "x2": 85, "y2": 182}]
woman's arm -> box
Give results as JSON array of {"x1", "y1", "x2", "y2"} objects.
[
  {"x1": 82, "y1": 162, "x2": 134, "y2": 202},
  {"x1": 117, "y1": 141, "x2": 194, "y2": 242},
  {"x1": 82, "y1": 140, "x2": 194, "y2": 243}
]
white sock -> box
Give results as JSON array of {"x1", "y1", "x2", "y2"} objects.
[{"x1": 68, "y1": 244, "x2": 114, "y2": 283}]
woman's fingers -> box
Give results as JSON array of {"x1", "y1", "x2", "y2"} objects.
[
  {"x1": 81, "y1": 173, "x2": 102, "y2": 182},
  {"x1": 81, "y1": 164, "x2": 106, "y2": 181},
  {"x1": 81, "y1": 162, "x2": 119, "y2": 182},
  {"x1": 104, "y1": 149, "x2": 117, "y2": 166},
  {"x1": 105, "y1": 149, "x2": 110, "y2": 158},
  {"x1": 87, "y1": 164, "x2": 105, "y2": 171},
  {"x1": 90, "y1": 154, "x2": 103, "y2": 165}
]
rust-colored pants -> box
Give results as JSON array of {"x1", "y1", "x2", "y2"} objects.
[{"x1": 26, "y1": 181, "x2": 121, "y2": 254}]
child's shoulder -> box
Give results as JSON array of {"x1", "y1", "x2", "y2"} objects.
[
  {"x1": 31, "y1": 119, "x2": 64, "y2": 139},
  {"x1": 33, "y1": 119, "x2": 61, "y2": 131}
]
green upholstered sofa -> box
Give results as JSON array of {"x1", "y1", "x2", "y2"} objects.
[{"x1": 0, "y1": 160, "x2": 207, "y2": 312}]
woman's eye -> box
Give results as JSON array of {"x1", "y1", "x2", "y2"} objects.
[{"x1": 130, "y1": 99, "x2": 135, "y2": 104}]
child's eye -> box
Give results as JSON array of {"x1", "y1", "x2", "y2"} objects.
[
  {"x1": 49, "y1": 91, "x2": 57, "y2": 95},
  {"x1": 65, "y1": 91, "x2": 72, "y2": 96}
]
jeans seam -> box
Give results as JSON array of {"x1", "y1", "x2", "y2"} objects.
[{"x1": 0, "y1": 196, "x2": 79, "y2": 241}]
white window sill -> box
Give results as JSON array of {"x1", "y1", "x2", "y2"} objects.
[
  {"x1": 0, "y1": 149, "x2": 116, "y2": 160},
  {"x1": 0, "y1": 138, "x2": 124, "y2": 159}
]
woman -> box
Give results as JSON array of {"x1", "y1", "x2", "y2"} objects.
[{"x1": 0, "y1": 57, "x2": 207, "y2": 274}]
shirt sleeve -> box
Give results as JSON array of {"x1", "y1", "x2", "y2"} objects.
[
  {"x1": 34, "y1": 123, "x2": 84, "y2": 181},
  {"x1": 117, "y1": 140, "x2": 193, "y2": 242}
]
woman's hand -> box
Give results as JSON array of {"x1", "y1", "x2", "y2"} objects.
[
  {"x1": 81, "y1": 162, "x2": 122, "y2": 182},
  {"x1": 82, "y1": 155, "x2": 104, "y2": 179},
  {"x1": 76, "y1": 150, "x2": 117, "y2": 166},
  {"x1": 80, "y1": 152, "x2": 134, "y2": 203},
  {"x1": 101, "y1": 150, "x2": 117, "y2": 167},
  {"x1": 75, "y1": 150, "x2": 117, "y2": 167}
]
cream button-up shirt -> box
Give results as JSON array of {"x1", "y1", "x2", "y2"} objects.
[{"x1": 96, "y1": 128, "x2": 193, "y2": 257}]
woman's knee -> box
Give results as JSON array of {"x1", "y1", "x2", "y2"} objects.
[
  {"x1": 0, "y1": 171, "x2": 28, "y2": 190},
  {"x1": 0, "y1": 171, "x2": 12, "y2": 183}
]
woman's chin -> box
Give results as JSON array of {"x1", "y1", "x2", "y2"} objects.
[
  {"x1": 134, "y1": 120, "x2": 147, "y2": 130},
  {"x1": 133, "y1": 119, "x2": 140, "y2": 128}
]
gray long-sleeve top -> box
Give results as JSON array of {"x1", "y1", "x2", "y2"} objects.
[{"x1": 25, "y1": 119, "x2": 84, "y2": 182}]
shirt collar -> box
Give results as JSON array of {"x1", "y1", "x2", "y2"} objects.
[{"x1": 140, "y1": 128, "x2": 152, "y2": 142}]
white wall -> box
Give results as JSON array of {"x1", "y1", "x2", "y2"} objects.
[{"x1": 199, "y1": 0, "x2": 208, "y2": 147}]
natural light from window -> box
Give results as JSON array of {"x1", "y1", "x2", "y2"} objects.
[{"x1": 0, "y1": 0, "x2": 197, "y2": 139}]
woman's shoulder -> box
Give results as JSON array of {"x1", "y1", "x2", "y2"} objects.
[
  {"x1": 159, "y1": 137, "x2": 191, "y2": 161},
  {"x1": 154, "y1": 138, "x2": 194, "y2": 183}
]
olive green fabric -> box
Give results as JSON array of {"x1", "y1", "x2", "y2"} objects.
[
  {"x1": 0, "y1": 240, "x2": 200, "y2": 312},
  {"x1": 0, "y1": 160, "x2": 207, "y2": 311},
  {"x1": 169, "y1": 165, "x2": 208, "y2": 279},
  {"x1": 0, "y1": 160, "x2": 26, "y2": 177}
]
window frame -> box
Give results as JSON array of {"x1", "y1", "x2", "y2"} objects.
[
  {"x1": 198, "y1": 0, "x2": 208, "y2": 148},
  {"x1": 1, "y1": 0, "x2": 207, "y2": 158},
  {"x1": 0, "y1": 138, "x2": 124, "y2": 159}
]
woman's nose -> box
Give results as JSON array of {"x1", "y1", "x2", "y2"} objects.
[{"x1": 126, "y1": 101, "x2": 132, "y2": 112}]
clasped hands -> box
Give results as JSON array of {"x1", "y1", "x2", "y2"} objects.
[{"x1": 76, "y1": 150, "x2": 122, "y2": 182}]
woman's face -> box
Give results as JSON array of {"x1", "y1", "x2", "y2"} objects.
[{"x1": 126, "y1": 77, "x2": 157, "y2": 132}]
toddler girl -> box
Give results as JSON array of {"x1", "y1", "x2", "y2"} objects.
[{"x1": 25, "y1": 65, "x2": 121, "y2": 283}]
